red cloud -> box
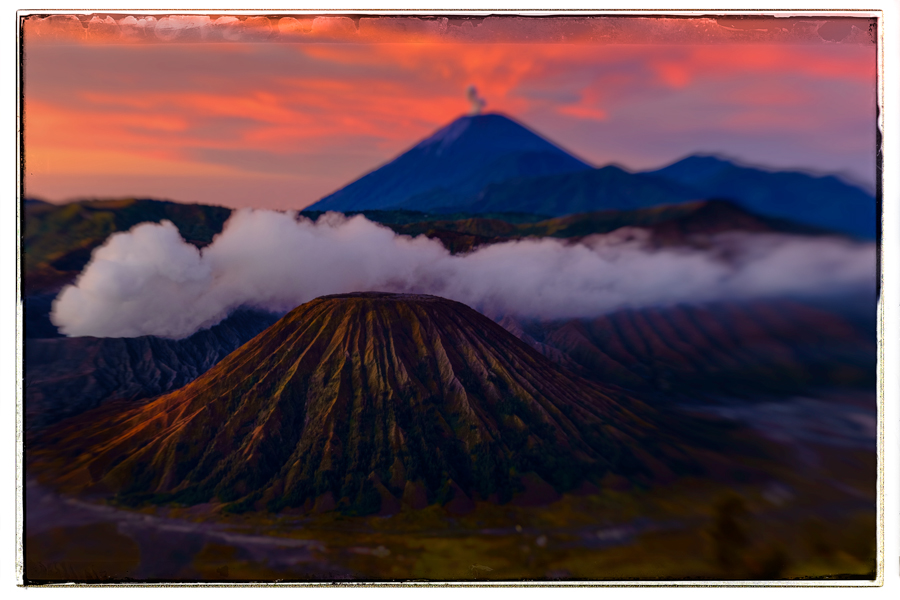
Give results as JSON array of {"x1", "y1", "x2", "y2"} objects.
[{"x1": 22, "y1": 16, "x2": 876, "y2": 208}]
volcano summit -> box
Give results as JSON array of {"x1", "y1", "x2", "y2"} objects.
[
  {"x1": 307, "y1": 113, "x2": 592, "y2": 213},
  {"x1": 37, "y1": 293, "x2": 705, "y2": 516}
]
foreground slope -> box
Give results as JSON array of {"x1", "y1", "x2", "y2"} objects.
[{"x1": 36, "y1": 293, "x2": 722, "y2": 515}]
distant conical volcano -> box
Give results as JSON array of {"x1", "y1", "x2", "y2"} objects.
[
  {"x1": 36, "y1": 293, "x2": 706, "y2": 516},
  {"x1": 307, "y1": 113, "x2": 592, "y2": 213}
]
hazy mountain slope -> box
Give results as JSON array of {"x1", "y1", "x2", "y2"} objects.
[
  {"x1": 382, "y1": 200, "x2": 831, "y2": 254},
  {"x1": 23, "y1": 292, "x2": 63, "y2": 339},
  {"x1": 503, "y1": 299, "x2": 876, "y2": 396},
  {"x1": 642, "y1": 155, "x2": 876, "y2": 239},
  {"x1": 465, "y1": 165, "x2": 698, "y2": 215},
  {"x1": 450, "y1": 157, "x2": 875, "y2": 237},
  {"x1": 25, "y1": 309, "x2": 279, "y2": 431}
]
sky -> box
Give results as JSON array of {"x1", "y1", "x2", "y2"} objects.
[{"x1": 22, "y1": 13, "x2": 878, "y2": 210}]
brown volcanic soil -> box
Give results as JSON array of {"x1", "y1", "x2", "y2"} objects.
[{"x1": 32, "y1": 293, "x2": 736, "y2": 516}]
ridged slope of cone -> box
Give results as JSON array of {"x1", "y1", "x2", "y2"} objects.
[
  {"x1": 40, "y1": 293, "x2": 689, "y2": 515},
  {"x1": 506, "y1": 299, "x2": 876, "y2": 394}
]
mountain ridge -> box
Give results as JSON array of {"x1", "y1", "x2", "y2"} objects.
[
  {"x1": 641, "y1": 155, "x2": 876, "y2": 238},
  {"x1": 305, "y1": 116, "x2": 875, "y2": 238}
]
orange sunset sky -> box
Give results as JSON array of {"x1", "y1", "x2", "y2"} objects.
[{"x1": 22, "y1": 13, "x2": 878, "y2": 210}]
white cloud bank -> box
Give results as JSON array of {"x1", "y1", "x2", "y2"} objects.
[{"x1": 51, "y1": 209, "x2": 876, "y2": 339}]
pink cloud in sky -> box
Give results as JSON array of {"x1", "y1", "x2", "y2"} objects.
[{"x1": 23, "y1": 14, "x2": 877, "y2": 209}]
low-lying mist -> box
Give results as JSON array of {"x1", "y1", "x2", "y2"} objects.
[{"x1": 51, "y1": 209, "x2": 877, "y2": 339}]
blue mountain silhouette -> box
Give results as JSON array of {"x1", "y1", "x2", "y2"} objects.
[
  {"x1": 307, "y1": 113, "x2": 593, "y2": 213},
  {"x1": 641, "y1": 156, "x2": 876, "y2": 238},
  {"x1": 307, "y1": 115, "x2": 876, "y2": 239}
]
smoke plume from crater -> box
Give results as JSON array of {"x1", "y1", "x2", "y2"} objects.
[{"x1": 467, "y1": 85, "x2": 487, "y2": 115}]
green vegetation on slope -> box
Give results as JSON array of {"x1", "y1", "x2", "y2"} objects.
[
  {"x1": 22, "y1": 198, "x2": 232, "y2": 294},
  {"x1": 315, "y1": 200, "x2": 830, "y2": 255}
]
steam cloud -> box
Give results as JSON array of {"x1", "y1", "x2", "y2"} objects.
[
  {"x1": 467, "y1": 85, "x2": 487, "y2": 115},
  {"x1": 51, "y1": 209, "x2": 876, "y2": 339}
]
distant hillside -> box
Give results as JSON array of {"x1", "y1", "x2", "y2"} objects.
[
  {"x1": 514, "y1": 199, "x2": 825, "y2": 240},
  {"x1": 22, "y1": 198, "x2": 232, "y2": 295},
  {"x1": 25, "y1": 308, "x2": 279, "y2": 432},
  {"x1": 372, "y1": 200, "x2": 833, "y2": 254},
  {"x1": 502, "y1": 298, "x2": 876, "y2": 397},
  {"x1": 451, "y1": 157, "x2": 875, "y2": 238},
  {"x1": 466, "y1": 165, "x2": 697, "y2": 215},
  {"x1": 641, "y1": 155, "x2": 876, "y2": 239}
]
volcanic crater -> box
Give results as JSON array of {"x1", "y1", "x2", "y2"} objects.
[{"x1": 35, "y1": 292, "x2": 709, "y2": 515}]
